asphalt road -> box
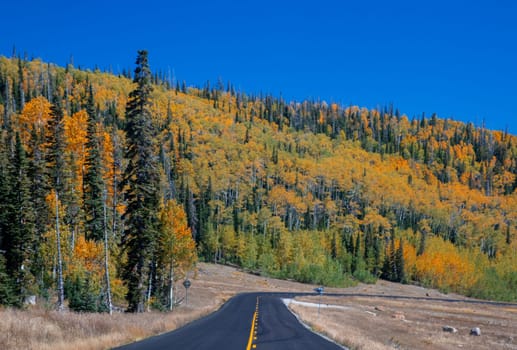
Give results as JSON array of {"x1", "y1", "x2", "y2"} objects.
[
  {"x1": 114, "y1": 292, "x2": 343, "y2": 350},
  {"x1": 113, "y1": 290, "x2": 516, "y2": 350}
]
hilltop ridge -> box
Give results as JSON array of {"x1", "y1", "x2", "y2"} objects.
[{"x1": 0, "y1": 54, "x2": 516, "y2": 309}]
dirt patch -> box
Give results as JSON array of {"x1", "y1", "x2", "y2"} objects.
[{"x1": 290, "y1": 280, "x2": 517, "y2": 350}]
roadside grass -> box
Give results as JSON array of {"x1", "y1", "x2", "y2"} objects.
[
  {"x1": 0, "y1": 263, "x2": 317, "y2": 350},
  {"x1": 0, "y1": 300, "x2": 220, "y2": 350}
]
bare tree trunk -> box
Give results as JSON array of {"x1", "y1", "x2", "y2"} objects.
[
  {"x1": 55, "y1": 192, "x2": 65, "y2": 312},
  {"x1": 168, "y1": 259, "x2": 174, "y2": 311},
  {"x1": 112, "y1": 131, "x2": 120, "y2": 238},
  {"x1": 146, "y1": 265, "x2": 153, "y2": 312},
  {"x1": 103, "y1": 190, "x2": 113, "y2": 315}
]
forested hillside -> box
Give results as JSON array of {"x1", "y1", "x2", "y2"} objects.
[{"x1": 0, "y1": 52, "x2": 516, "y2": 312}]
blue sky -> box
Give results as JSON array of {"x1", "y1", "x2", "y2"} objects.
[{"x1": 3, "y1": 0, "x2": 516, "y2": 134}]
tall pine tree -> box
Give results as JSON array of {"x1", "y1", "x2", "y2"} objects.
[
  {"x1": 83, "y1": 85, "x2": 105, "y2": 241},
  {"x1": 4, "y1": 133, "x2": 36, "y2": 302},
  {"x1": 120, "y1": 50, "x2": 161, "y2": 312},
  {"x1": 47, "y1": 93, "x2": 66, "y2": 197}
]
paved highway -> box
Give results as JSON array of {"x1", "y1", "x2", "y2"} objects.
[
  {"x1": 114, "y1": 292, "x2": 343, "y2": 350},
  {"x1": 114, "y1": 290, "x2": 515, "y2": 350}
]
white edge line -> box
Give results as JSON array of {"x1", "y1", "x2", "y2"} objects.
[{"x1": 282, "y1": 298, "x2": 349, "y2": 350}]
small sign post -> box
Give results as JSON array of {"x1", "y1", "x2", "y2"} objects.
[
  {"x1": 183, "y1": 279, "x2": 191, "y2": 306},
  {"x1": 314, "y1": 287, "x2": 324, "y2": 315}
]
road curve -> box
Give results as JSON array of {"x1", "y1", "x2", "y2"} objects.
[
  {"x1": 114, "y1": 292, "x2": 343, "y2": 350},
  {"x1": 114, "y1": 290, "x2": 515, "y2": 350}
]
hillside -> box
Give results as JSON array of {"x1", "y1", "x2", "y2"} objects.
[{"x1": 0, "y1": 53, "x2": 516, "y2": 311}]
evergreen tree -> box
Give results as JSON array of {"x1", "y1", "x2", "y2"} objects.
[
  {"x1": 83, "y1": 85, "x2": 105, "y2": 241},
  {"x1": 67, "y1": 275, "x2": 98, "y2": 312},
  {"x1": 28, "y1": 127, "x2": 49, "y2": 288},
  {"x1": 0, "y1": 255, "x2": 17, "y2": 306},
  {"x1": 382, "y1": 233, "x2": 398, "y2": 281},
  {"x1": 382, "y1": 234, "x2": 406, "y2": 283},
  {"x1": 120, "y1": 50, "x2": 161, "y2": 312},
  {"x1": 0, "y1": 133, "x2": 14, "y2": 304},
  {"x1": 0, "y1": 131, "x2": 10, "y2": 252},
  {"x1": 3, "y1": 133, "x2": 36, "y2": 301},
  {"x1": 47, "y1": 93, "x2": 66, "y2": 196}
]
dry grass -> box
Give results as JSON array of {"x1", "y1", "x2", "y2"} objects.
[
  {"x1": 289, "y1": 281, "x2": 517, "y2": 350},
  {"x1": 0, "y1": 298, "x2": 220, "y2": 350},
  {"x1": 290, "y1": 303, "x2": 391, "y2": 350},
  {"x1": 0, "y1": 263, "x2": 317, "y2": 350}
]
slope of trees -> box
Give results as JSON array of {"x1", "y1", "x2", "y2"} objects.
[{"x1": 0, "y1": 53, "x2": 516, "y2": 312}]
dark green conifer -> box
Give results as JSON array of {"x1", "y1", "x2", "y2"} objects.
[
  {"x1": 396, "y1": 237, "x2": 406, "y2": 283},
  {"x1": 7, "y1": 133, "x2": 35, "y2": 298},
  {"x1": 0, "y1": 255, "x2": 17, "y2": 306},
  {"x1": 120, "y1": 50, "x2": 161, "y2": 312},
  {"x1": 83, "y1": 85, "x2": 105, "y2": 241},
  {"x1": 47, "y1": 93, "x2": 66, "y2": 196}
]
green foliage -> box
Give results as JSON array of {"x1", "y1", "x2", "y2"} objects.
[
  {"x1": 47, "y1": 93, "x2": 66, "y2": 195},
  {"x1": 1, "y1": 132, "x2": 36, "y2": 303},
  {"x1": 353, "y1": 256, "x2": 377, "y2": 284},
  {"x1": 239, "y1": 234, "x2": 258, "y2": 270},
  {"x1": 66, "y1": 275, "x2": 98, "y2": 313},
  {"x1": 83, "y1": 85, "x2": 105, "y2": 241},
  {"x1": 382, "y1": 235, "x2": 406, "y2": 283},
  {"x1": 0, "y1": 255, "x2": 18, "y2": 306},
  {"x1": 292, "y1": 258, "x2": 353, "y2": 287},
  {"x1": 467, "y1": 268, "x2": 517, "y2": 302}
]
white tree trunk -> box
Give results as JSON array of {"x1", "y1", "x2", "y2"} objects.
[
  {"x1": 168, "y1": 260, "x2": 175, "y2": 311},
  {"x1": 55, "y1": 192, "x2": 65, "y2": 312},
  {"x1": 103, "y1": 190, "x2": 113, "y2": 315}
]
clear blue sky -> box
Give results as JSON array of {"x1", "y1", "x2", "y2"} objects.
[{"x1": 3, "y1": 0, "x2": 516, "y2": 134}]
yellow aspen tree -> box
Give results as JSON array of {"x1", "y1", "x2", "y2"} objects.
[
  {"x1": 158, "y1": 200, "x2": 197, "y2": 310},
  {"x1": 17, "y1": 96, "x2": 52, "y2": 145}
]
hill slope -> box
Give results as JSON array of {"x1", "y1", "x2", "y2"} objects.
[{"x1": 0, "y1": 54, "x2": 516, "y2": 307}]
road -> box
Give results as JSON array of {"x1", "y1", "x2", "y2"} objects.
[
  {"x1": 114, "y1": 292, "x2": 343, "y2": 350},
  {"x1": 114, "y1": 290, "x2": 516, "y2": 350}
]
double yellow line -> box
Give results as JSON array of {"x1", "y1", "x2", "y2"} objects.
[{"x1": 246, "y1": 297, "x2": 259, "y2": 350}]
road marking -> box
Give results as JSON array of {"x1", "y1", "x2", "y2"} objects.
[{"x1": 246, "y1": 297, "x2": 259, "y2": 350}]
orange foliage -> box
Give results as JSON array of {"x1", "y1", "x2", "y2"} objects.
[
  {"x1": 73, "y1": 235, "x2": 104, "y2": 273},
  {"x1": 414, "y1": 236, "x2": 475, "y2": 291}
]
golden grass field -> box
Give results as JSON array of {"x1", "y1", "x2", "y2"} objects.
[{"x1": 1, "y1": 264, "x2": 516, "y2": 350}]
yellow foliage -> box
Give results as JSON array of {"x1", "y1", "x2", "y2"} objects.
[
  {"x1": 17, "y1": 96, "x2": 52, "y2": 145},
  {"x1": 64, "y1": 110, "x2": 88, "y2": 188},
  {"x1": 158, "y1": 200, "x2": 197, "y2": 279}
]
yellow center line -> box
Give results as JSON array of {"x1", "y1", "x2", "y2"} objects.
[{"x1": 246, "y1": 297, "x2": 259, "y2": 350}]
